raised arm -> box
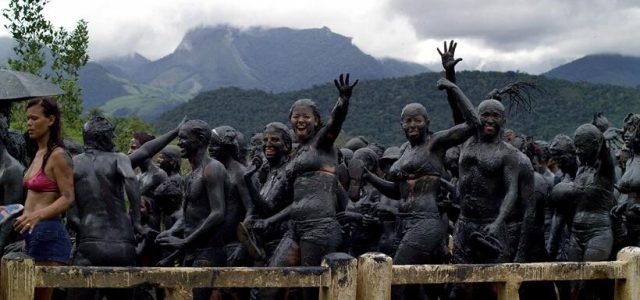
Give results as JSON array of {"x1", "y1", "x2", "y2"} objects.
[
  {"x1": 129, "y1": 117, "x2": 185, "y2": 168},
  {"x1": 597, "y1": 139, "x2": 616, "y2": 186},
  {"x1": 438, "y1": 40, "x2": 464, "y2": 125},
  {"x1": 316, "y1": 74, "x2": 358, "y2": 151},
  {"x1": 430, "y1": 78, "x2": 481, "y2": 154}
]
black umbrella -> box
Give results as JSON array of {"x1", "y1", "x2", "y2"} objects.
[{"x1": 0, "y1": 69, "x2": 63, "y2": 101}]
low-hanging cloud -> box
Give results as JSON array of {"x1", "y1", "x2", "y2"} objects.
[
  {"x1": 387, "y1": 0, "x2": 640, "y2": 73},
  {"x1": 1, "y1": 0, "x2": 638, "y2": 74}
]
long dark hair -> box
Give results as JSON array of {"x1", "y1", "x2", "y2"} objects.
[{"x1": 26, "y1": 97, "x2": 63, "y2": 169}]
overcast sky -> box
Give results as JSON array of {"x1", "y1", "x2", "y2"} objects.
[{"x1": 1, "y1": 0, "x2": 639, "y2": 74}]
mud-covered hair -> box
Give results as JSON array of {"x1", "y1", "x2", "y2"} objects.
[
  {"x1": 485, "y1": 81, "x2": 545, "y2": 112},
  {"x1": 211, "y1": 125, "x2": 240, "y2": 160},
  {"x1": 83, "y1": 115, "x2": 116, "y2": 152}
]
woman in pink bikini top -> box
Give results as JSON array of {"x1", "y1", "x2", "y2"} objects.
[
  {"x1": 16, "y1": 97, "x2": 74, "y2": 300},
  {"x1": 23, "y1": 168, "x2": 59, "y2": 193}
]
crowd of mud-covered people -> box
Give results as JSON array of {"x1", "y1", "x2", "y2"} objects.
[{"x1": 0, "y1": 41, "x2": 638, "y2": 300}]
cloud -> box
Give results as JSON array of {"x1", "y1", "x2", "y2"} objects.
[
  {"x1": 1, "y1": 0, "x2": 638, "y2": 74},
  {"x1": 388, "y1": 0, "x2": 640, "y2": 73},
  {"x1": 33, "y1": 0, "x2": 416, "y2": 62}
]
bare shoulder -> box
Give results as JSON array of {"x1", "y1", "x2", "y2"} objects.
[
  {"x1": 501, "y1": 142, "x2": 522, "y2": 164},
  {"x1": 205, "y1": 158, "x2": 227, "y2": 178},
  {"x1": 50, "y1": 147, "x2": 73, "y2": 168}
]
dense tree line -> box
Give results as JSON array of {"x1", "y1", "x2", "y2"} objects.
[{"x1": 154, "y1": 70, "x2": 640, "y2": 146}]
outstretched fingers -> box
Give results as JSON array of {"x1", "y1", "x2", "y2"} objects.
[{"x1": 350, "y1": 79, "x2": 359, "y2": 89}]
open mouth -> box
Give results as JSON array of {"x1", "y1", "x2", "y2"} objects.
[
  {"x1": 264, "y1": 147, "x2": 276, "y2": 156},
  {"x1": 483, "y1": 124, "x2": 496, "y2": 133}
]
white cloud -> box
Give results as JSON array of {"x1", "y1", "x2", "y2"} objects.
[{"x1": 0, "y1": 0, "x2": 638, "y2": 74}]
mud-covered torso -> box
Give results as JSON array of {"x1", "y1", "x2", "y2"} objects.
[
  {"x1": 138, "y1": 167, "x2": 167, "y2": 199},
  {"x1": 620, "y1": 156, "x2": 640, "y2": 194},
  {"x1": 458, "y1": 138, "x2": 513, "y2": 219},
  {"x1": 287, "y1": 143, "x2": 340, "y2": 221},
  {"x1": 73, "y1": 152, "x2": 135, "y2": 243},
  {"x1": 389, "y1": 142, "x2": 443, "y2": 215},
  {"x1": 620, "y1": 156, "x2": 640, "y2": 220},
  {"x1": 573, "y1": 164, "x2": 615, "y2": 226},
  {"x1": 260, "y1": 165, "x2": 293, "y2": 216},
  {"x1": 221, "y1": 161, "x2": 248, "y2": 243},
  {"x1": 183, "y1": 159, "x2": 230, "y2": 247}
]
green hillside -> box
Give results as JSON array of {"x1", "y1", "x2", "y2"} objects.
[
  {"x1": 98, "y1": 78, "x2": 187, "y2": 119},
  {"x1": 151, "y1": 70, "x2": 640, "y2": 146}
]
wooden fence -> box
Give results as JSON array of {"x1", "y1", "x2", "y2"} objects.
[
  {"x1": 0, "y1": 252, "x2": 356, "y2": 300},
  {"x1": 2, "y1": 247, "x2": 640, "y2": 300}
]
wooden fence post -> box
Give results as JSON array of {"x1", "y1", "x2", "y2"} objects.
[
  {"x1": 165, "y1": 287, "x2": 193, "y2": 300},
  {"x1": 1, "y1": 253, "x2": 35, "y2": 300},
  {"x1": 497, "y1": 281, "x2": 521, "y2": 300},
  {"x1": 320, "y1": 252, "x2": 357, "y2": 300},
  {"x1": 615, "y1": 247, "x2": 640, "y2": 300},
  {"x1": 356, "y1": 252, "x2": 392, "y2": 300}
]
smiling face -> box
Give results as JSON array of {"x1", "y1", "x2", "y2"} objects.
[
  {"x1": 290, "y1": 105, "x2": 318, "y2": 142},
  {"x1": 401, "y1": 113, "x2": 426, "y2": 142},
  {"x1": 26, "y1": 104, "x2": 54, "y2": 141},
  {"x1": 177, "y1": 121, "x2": 210, "y2": 159},
  {"x1": 400, "y1": 103, "x2": 428, "y2": 143},
  {"x1": 478, "y1": 99, "x2": 505, "y2": 139},
  {"x1": 262, "y1": 128, "x2": 289, "y2": 160}
]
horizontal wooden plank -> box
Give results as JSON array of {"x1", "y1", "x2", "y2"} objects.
[
  {"x1": 35, "y1": 266, "x2": 329, "y2": 288},
  {"x1": 392, "y1": 261, "x2": 626, "y2": 285}
]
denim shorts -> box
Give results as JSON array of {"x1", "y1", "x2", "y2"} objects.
[{"x1": 24, "y1": 218, "x2": 72, "y2": 264}]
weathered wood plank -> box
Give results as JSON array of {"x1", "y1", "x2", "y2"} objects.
[
  {"x1": 392, "y1": 261, "x2": 626, "y2": 285},
  {"x1": 35, "y1": 266, "x2": 329, "y2": 288}
]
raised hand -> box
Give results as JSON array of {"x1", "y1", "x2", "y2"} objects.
[
  {"x1": 334, "y1": 73, "x2": 359, "y2": 100},
  {"x1": 437, "y1": 40, "x2": 463, "y2": 71}
]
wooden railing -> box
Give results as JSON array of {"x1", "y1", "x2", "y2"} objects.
[
  {"x1": 2, "y1": 247, "x2": 640, "y2": 300},
  {"x1": 0, "y1": 252, "x2": 357, "y2": 300},
  {"x1": 356, "y1": 247, "x2": 640, "y2": 300}
]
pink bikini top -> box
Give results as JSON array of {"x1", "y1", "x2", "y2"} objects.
[{"x1": 23, "y1": 169, "x2": 59, "y2": 193}]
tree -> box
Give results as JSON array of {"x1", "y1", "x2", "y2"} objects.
[{"x1": 2, "y1": 0, "x2": 89, "y2": 137}]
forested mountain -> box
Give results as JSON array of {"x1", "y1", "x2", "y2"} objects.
[
  {"x1": 544, "y1": 54, "x2": 640, "y2": 88},
  {"x1": 154, "y1": 71, "x2": 640, "y2": 146},
  {"x1": 117, "y1": 25, "x2": 429, "y2": 95}
]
